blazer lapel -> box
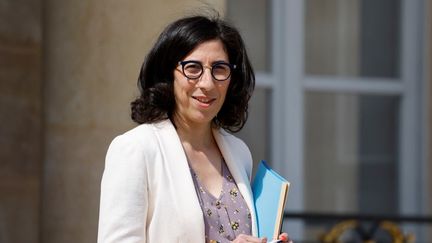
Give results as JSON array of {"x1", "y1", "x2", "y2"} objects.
[
  {"x1": 152, "y1": 120, "x2": 257, "y2": 238},
  {"x1": 153, "y1": 120, "x2": 205, "y2": 242},
  {"x1": 213, "y1": 129, "x2": 258, "y2": 236}
]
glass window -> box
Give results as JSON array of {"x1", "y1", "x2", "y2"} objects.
[
  {"x1": 304, "y1": 92, "x2": 399, "y2": 214},
  {"x1": 237, "y1": 87, "x2": 272, "y2": 174},
  {"x1": 226, "y1": 0, "x2": 271, "y2": 72},
  {"x1": 303, "y1": 91, "x2": 400, "y2": 241},
  {"x1": 304, "y1": 0, "x2": 400, "y2": 78}
]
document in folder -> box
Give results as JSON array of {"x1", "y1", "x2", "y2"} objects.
[{"x1": 252, "y1": 160, "x2": 290, "y2": 240}]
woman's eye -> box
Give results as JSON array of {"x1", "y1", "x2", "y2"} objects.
[
  {"x1": 184, "y1": 64, "x2": 202, "y2": 74},
  {"x1": 213, "y1": 64, "x2": 229, "y2": 74}
]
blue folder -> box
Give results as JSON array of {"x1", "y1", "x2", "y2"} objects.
[{"x1": 252, "y1": 160, "x2": 290, "y2": 240}]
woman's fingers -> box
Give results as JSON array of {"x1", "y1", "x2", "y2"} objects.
[
  {"x1": 278, "y1": 232, "x2": 293, "y2": 243},
  {"x1": 231, "y1": 233, "x2": 292, "y2": 243},
  {"x1": 232, "y1": 234, "x2": 267, "y2": 243}
]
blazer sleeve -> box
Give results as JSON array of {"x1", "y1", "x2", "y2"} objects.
[{"x1": 98, "y1": 135, "x2": 148, "y2": 243}]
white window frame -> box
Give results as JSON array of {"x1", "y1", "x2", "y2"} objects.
[{"x1": 254, "y1": 0, "x2": 428, "y2": 240}]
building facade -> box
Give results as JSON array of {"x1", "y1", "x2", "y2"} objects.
[{"x1": 0, "y1": 0, "x2": 430, "y2": 242}]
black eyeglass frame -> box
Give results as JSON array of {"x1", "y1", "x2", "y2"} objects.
[{"x1": 177, "y1": 60, "x2": 237, "y2": 81}]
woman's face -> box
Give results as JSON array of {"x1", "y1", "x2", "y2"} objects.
[{"x1": 173, "y1": 39, "x2": 231, "y2": 127}]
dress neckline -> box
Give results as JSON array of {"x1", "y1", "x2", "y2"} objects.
[{"x1": 189, "y1": 158, "x2": 226, "y2": 200}]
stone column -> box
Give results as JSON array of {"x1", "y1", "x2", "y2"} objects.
[
  {"x1": 42, "y1": 1, "x2": 224, "y2": 242},
  {"x1": 0, "y1": 0, "x2": 42, "y2": 242}
]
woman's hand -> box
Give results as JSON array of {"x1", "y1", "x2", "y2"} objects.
[
  {"x1": 231, "y1": 233, "x2": 292, "y2": 243},
  {"x1": 231, "y1": 234, "x2": 267, "y2": 243},
  {"x1": 276, "y1": 232, "x2": 293, "y2": 243}
]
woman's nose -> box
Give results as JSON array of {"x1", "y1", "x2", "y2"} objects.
[{"x1": 196, "y1": 67, "x2": 215, "y2": 89}]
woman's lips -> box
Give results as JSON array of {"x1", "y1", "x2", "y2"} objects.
[{"x1": 192, "y1": 96, "x2": 216, "y2": 107}]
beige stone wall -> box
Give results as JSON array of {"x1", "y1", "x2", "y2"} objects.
[
  {"x1": 42, "y1": 1, "x2": 224, "y2": 242},
  {"x1": 0, "y1": 0, "x2": 42, "y2": 242}
]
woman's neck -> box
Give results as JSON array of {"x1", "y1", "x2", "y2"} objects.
[{"x1": 173, "y1": 118, "x2": 214, "y2": 150}]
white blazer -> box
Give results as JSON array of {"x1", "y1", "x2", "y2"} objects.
[{"x1": 98, "y1": 119, "x2": 258, "y2": 243}]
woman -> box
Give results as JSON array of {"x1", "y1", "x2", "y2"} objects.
[{"x1": 98, "y1": 14, "x2": 290, "y2": 243}]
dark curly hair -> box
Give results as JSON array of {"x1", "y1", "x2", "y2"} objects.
[{"x1": 131, "y1": 14, "x2": 255, "y2": 133}]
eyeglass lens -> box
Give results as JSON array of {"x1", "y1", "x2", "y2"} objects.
[{"x1": 182, "y1": 61, "x2": 233, "y2": 81}]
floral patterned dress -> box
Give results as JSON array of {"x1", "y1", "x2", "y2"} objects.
[{"x1": 189, "y1": 160, "x2": 252, "y2": 243}]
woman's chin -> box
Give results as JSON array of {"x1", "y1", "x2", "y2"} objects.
[{"x1": 189, "y1": 112, "x2": 218, "y2": 125}]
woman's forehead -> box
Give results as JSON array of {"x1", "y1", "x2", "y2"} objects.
[{"x1": 183, "y1": 39, "x2": 229, "y2": 61}]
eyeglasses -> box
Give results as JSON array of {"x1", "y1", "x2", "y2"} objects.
[{"x1": 178, "y1": 60, "x2": 236, "y2": 81}]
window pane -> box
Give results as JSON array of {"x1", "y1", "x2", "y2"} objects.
[
  {"x1": 304, "y1": 0, "x2": 400, "y2": 78},
  {"x1": 226, "y1": 0, "x2": 271, "y2": 72},
  {"x1": 303, "y1": 92, "x2": 400, "y2": 240},
  {"x1": 237, "y1": 87, "x2": 272, "y2": 173},
  {"x1": 304, "y1": 92, "x2": 399, "y2": 214}
]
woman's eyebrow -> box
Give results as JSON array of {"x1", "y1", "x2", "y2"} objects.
[
  {"x1": 211, "y1": 60, "x2": 230, "y2": 65},
  {"x1": 181, "y1": 59, "x2": 200, "y2": 62},
  {"x1": 181, "y1": 59, "x2": 229, "y2": 65}
]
